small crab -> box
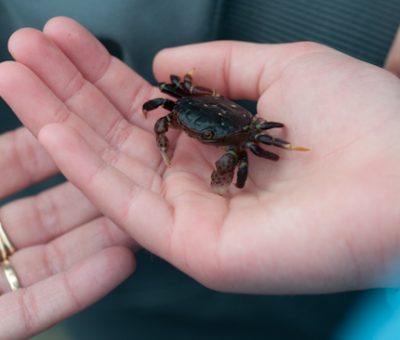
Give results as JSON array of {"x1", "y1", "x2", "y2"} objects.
[{"x1": 143, "y1": 71, "x2": 308, "y2": 195}]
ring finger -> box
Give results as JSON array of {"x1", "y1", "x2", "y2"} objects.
[
  {"x1": 0, "y1": 215, "x2": 135, "y2": 294},
  {"x1": 0, "y1": 182, "x2": 98, "y2": 248}
]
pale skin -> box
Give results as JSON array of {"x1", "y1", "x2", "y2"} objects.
[{"x1": 0, "y1": 17, "x2": 399, "y2": 338}]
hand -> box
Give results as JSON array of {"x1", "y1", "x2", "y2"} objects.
[
  {"x1": 0, "y1": 24, "x2": 136, "y2": 339},
  {"x1": 0, "y1": 143, "x2": 135, "y2": 339},
  {"x1": 2, "y1": 17, "x2": 400, "y2": 297}
]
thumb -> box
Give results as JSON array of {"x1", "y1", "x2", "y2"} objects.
[{"x1": 153, "y1": 40, "x2": 327, "y2": 100}]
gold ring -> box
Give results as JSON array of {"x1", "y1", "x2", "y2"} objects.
[
  {"x1": 3, "y1": 260, "x2": 20, "y2": 291},
  {"x1": 0, "y1": 221, "x2": 15, "y2": 263}
]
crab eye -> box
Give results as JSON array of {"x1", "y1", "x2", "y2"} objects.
[{"x1": 202, "y1": 130, "x2": 214, "y2": 140}]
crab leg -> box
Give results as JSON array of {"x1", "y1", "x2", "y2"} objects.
[
  {"x1": 255, "y1": 120, "x2": 285, "y2": 130},
  {"x1": 170, "y1": 75, "x2": 182, "y2": 88},
  {"x1": 142, "y1": 98, "x2": 175, "y2": 117},
  {"x1": 255, "y1": 134, "x2": 309, "y2": 151},
  {"x1": 235, "y1": 151, "x2": 249, "y2": 188},
  {"x1": 211, "y1": 148, "x2": 239, "y2": 195},
  {"x1": 154, "y1": 114, "x2": 176, "y2": 166},
  {"x1": 182, "y1": 70, "x2": 220, "y2": 96},
  {"x1": 246, "y1": 142, "x2": 280, "y2": 161}
]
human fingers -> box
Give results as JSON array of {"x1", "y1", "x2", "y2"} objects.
[
  {"x1": 0, "y1": 128, "x2": 57, "y2": 198},
  {"x1": 8, "y1": 27, "x2": 127, "y2": 139},
  {"x1": 43, "y1": 16, "x2": 159, "y2": 130},
  {"x1": 153, "y1": 40, "x2": 328, "y2": 99},
  {"x1": 0, "y1": 62, "x2": 162, "y2": 187},
  {"x1": 0, "y1": 246, "x2": 134, "y2": 339},
  {"x1": 38, "y1": 123, "x2": 173, "y2": 260},
  {"x1": 0, "y1": 71, "x2": 150, "y2": 251},
  {"x1": 0, "y1": 216, "x2": 134, "y2": 293},
  {"x1": 0, "y1": 182, "x2": 99, "y2": 248},
  {"x1": 7, "y1": 27, "x2": 161, "y2": 169},
  {"x1": 0, "y1": 61, "x2": 103, "y2": 146}
]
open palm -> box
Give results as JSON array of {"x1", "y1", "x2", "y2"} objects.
[{"x1": 2, "y1": 17, "x2": 400, "y2": 303}]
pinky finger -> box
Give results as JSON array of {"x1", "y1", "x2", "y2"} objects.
[{"x1": 0, "y1": 246, "x2": 135, "y2": 340}]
